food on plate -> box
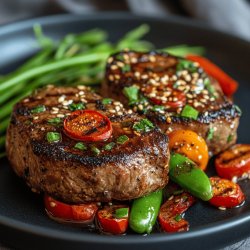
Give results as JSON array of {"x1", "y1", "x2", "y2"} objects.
[
  {"x1": 6, "y1": 85, "x2": 169, "y2": 203},
  {"x1": 102, "y1": 50, "x2": 241, "y2": 155},
  {"x1": 209, "y1": 177, "x2": 245, "y2": 208},
  {"x1": 215, "y1": 144, "x2": 250, "y2": 180}
]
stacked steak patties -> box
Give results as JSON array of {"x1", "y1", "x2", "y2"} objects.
[
  {"x1": 102, "y1": 50, "x2": 241, "y2": 155},
  {"x1": 6, "y1": 85, "x2": 169, "y2": 204}
]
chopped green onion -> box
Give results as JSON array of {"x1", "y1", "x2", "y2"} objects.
[
  {"x1": 46, "y1": 132, "x2": 61, "y2": 143},
  {"x1": 133, "y1": 119, "x2": 154, "y2": 133},
  {"x1": 116, "y1": 54, "x2": 124, "y2": 61},
  {"x1": 152, "y1": 105, "x2": 165, "y2": 112},
  {"x1": 103, "y1": 142, "x2": 116, "y2": 151},
  {"x1": 207, "y1": 127, "x2": 214, "y2": 141},
  {"x1": 74, "y1": 142, "x2": 87, "y2": 151},
  {"x1": 163, "y1": 45, "x2": 205, "y2": 57},
  {"x1": 176, "y1": 59, "x2": 197, "y2": 73},
  {"x1": 91, "y1": 145, "x2": 100, "y2": 155},
  {"x1": 174, "y1": 214, "x2": 182, "y2": 222},
  {"x1": 181, "y1": 105, "x2": 199, "y2": 120},
  {"x1": 121, "y1": 64, "x2": 131, "y2": 73},
  {"x1": 69, "y1": 102, "x2": 85, "y2": 111},
  {"x1": 123, "y1": 86, "x2": 139, "y2": 105},
  {"x1": 102, "y1": 98, "x2": 112, "y2": 105},
  {"x1": 204, "y1": 78, "x2": 215, "y2": 95},
  {"x1": 115, "y1": 207, "x2": 129, "y2": 219},
  {"x1": 227, "y1": 134, "x2": 233, "y2": 143},
  {"x1": 117, "y1": 135, "x2": 129, "y2": 144},
  {"x1": 31, "y1": 105, "x2": 46, "y2": 114},
  {"x1": 48, "y1": 117, "x2": 62, "y2": 125},
  {"x1": 234, "y1": 105, "x2": 242, "y2": 115}
]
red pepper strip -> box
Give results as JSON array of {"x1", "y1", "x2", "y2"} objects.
[
  {"x1": 186, "y1": 54, "x2": 238, "y2": 96},
  {"x1": 158, "y1": 192, "x2": 195, "y2": 233}
]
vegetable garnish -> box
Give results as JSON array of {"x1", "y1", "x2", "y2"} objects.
[
  {"x1": 121, "y1": 64, "x2": 131, "y2": 73},
  {"x1": 169, "y1": 153, "x2": 213, "y2": 201},
  {"x1": 158, "y1": 192, "x2": 195, "y2": 233},
  {"x1": 31, "y1": 105, "x2": 46, "y2": 114},
  {"x1": 44, "y1": 195, "x2": 98, "y2": 223},
  {"x1": 181, "y1": 105, "x2": 199, "y2": 120},
  {"x1": 152, "y1": 105, "x2": 165, "y2": 112},
  {"x1": 186, "y1": 54, "x2": 238, "y2": 96},
  {"x1": 123, "y1": 86, "x2": 139, "y2": 105},
  {"x1": 209, "y1": 177, "x2": 245, "y2": 208},
  {"x1": 176, "y1": 59, "x2": 197, "y2": 73},
  {"x1": 97, "y1": 205, "x2": 129, "y2": 234},
  {"x1": 215, "y1": 144, "x2": 250, "y2": 180},
  {"x1": 68, "y1": 102, "x2": 85, "y2": 111},
  {"x1": 133, "y1": 119, "x2": 154, "y2": 133},
  {"x1": 169, "y1": 130, "x2": 209, "y2": 171},
  {"x1": 90, "y1": 145, "x2": 100, "y2": 155},
  {"x1": 103, "y1": 142, "x2": 116, "y2": 151},
  {"x1": 116, "y1": 135, "x2": 129, "y2": 144},
  {"x1": 102, "y1": 98, "x2": 112, "y2": 105},
  {"x1": 63, "y1": 110, "x2": 112, "y2": 142},
  {"x1": 74, "y1": 142, "x2": 87, "y2": 151},
  {"x1": 207, "y1": 127, "x2": 214, "y2": 141},
  {"x1": 48, "y1": 117, "x2": 62, "y2": 125},
  {"x1": 46, "y1": 132, "x2": 61, "y2": 143}
]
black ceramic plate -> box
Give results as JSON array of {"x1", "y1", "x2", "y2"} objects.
[{"x1": 0, "y1": 13, "x2": 250, "y2": 250}]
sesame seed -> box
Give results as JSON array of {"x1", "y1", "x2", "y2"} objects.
[
  {"x1": 131, "y1": 57, "x2": 137, "y2": 63},
  {"x1": 128, "y1": 109, "x2": 133, "y2": 114},
  {"x1": 134, "y1": 131, "x2": 141, "y2": 136},
  {"x1": 115, "y1": 106, "x2": 120, "y2": 111},
  {"x1": 109, "y1": 110, "x2": 116, "y2": 113},
  {"x1": 114, "y1": 74, "x2": 120, "y2": 80},
  {"x1": 79, "y1": 91, "x2": 84, "y2": 96},
  {"x1": 168, "y1": 195, "x2": 174, "y2": 200},
  {"x1": 117, "y1": 111, "x2": 123, "y2": 116},
  {"x1": 52, "y1": 107, "x2": 59, "y2": 111},
  {"x1": 111, "y1": 65, "x2": 118, "y2": 70},
  {"x1": 135, "y1": 72, "x2": 141, "y2": 78},
  {"x1": 77, "y1": 85, "x2": 87, "y2": 90},
  {"x1": 57, "y1": 114, "x2": 65, "y2": 118},
  {"x1": 166, "y1": 117, "x2": 172, "y2": 123},
  {"x1": 141, "y1": 74, "x2": 148, "y2": 79},
  {"x1": 185, "y1": 75, "x2": 192, "y2": 82},
  {"x1": 138, "y1": 104, "x2": 143, "y2": 110},
  {"x1": 23, "y1": 98, "x2": 30, "y2": 103},
  {"x1": 218, "y1": 207, "x2": 226, "y2": 211},
  {"x1": 41, "y1": 127, "x2": 45, "y2": 131},
  {"x1": 51, "y1": 111, "x2": 58, "y2": 114},
  {"x1": 108, "y1": 75, "x2": 114, "y2": 81},
  {"x1": 107, "y1": 57, "x2": 113, "y2": 63},
  {"x1": 33, "y1": 116, "x2": 39, "y2": 120},
  {"x1": 58, "y1": 95, "x2": 66, "y2": 103},
  {"x1": 117, "y1": 61, "x2": 124, "y2": 68}
]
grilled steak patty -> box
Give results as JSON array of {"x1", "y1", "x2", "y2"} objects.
[
  {"x1": 102, "y1": 50, "x2": 241, "y2": 155},
  {"x1": 6, "y1": 85, "x2": 169, "y2": 203}
]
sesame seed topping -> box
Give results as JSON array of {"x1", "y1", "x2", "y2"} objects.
[{"x1": 57, "y1": 114, "x2": 65, "y2": 118}]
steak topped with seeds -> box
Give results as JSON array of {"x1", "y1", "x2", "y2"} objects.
[
  {"x1": 102, "y1": 50, "x2": 241, "y2": 155},
  {"x1": 6, "y1": 85, "x2": 169, "y2": 203}
]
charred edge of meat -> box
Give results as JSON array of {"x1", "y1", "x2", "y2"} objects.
[{"x1": 31, "y1": 129, "x2": 168, "y2": 167}]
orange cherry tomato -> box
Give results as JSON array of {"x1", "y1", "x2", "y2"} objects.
[
  {"x1": 186, "y1": 54, "x2": 238, "y2": 97},
  {"x1": 44, "y1": 195, "x2": 98, "y2": 223},
  {"x1": 97, "y1": 205, "x2": 129, "y2": 234},
  {"x1": 64, "y1": 110, "x2": 112, "y2": 142},
  {"x1": 215, "y1": 144, "x2": 250, "y2": 180},
  {"x1": 158, "y1": 192, "x2": 195, "y2": 233},
  {"x1": 169, "y1": 130, "x2": 209, "y2": 170},
  {"x1": 209, "y1": 177, "x2": 245, "y2": 208}
]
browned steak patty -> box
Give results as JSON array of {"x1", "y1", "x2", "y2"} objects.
[
  {"x1": 6, "y1": 85, "x2": 169, "y2": 204},
  {"x1": 102, "y1": 51, "x2": 241, "y2": 155}
]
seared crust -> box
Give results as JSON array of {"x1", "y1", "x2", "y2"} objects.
[
  {"x1": 6, "y1": 86, "x2": 169, "y2": 203},
  {"x1": 102, "y1": 50, "x2": 241, "y2": 155}
]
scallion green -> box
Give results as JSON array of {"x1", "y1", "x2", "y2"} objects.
[
  {"x1": 181, "y1": 105, "x2": 199, "y2": 120},
  {"x1": 46, "y1": 132, "x2": 61, "y2": 143}
]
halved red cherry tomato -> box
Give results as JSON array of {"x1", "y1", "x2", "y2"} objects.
[
  {"x1": 168, "y1": 130, "x2": 209, "y2": 170},
  {"x1": 158, "y1": 192, "x2": 195, "y2": 233},
  {"x1": 44, "y1": 195, "x2": 98, "y2": 224},
  {"x1": 209, "y1": 177, "x2": 245, "y2": 208},
  {"x1": 215, "y1": 144, "x2": 250, "y2": 180},
  {"x1": 97, "y1": 205, "x2": 129, "y2": 234},
  {"x1": 64, "y1": 110, "x2": 112, "y2": 142},
  {"x1": 186, "y1": 54, "x2": 238, "y2": 96}
]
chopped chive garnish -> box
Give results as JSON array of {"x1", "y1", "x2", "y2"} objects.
[
  {"x1": 123, "y1": 86, "x2": 139, "y2": 105},
  {"x1": 91, "y1": 145, "x2": 100, "y2": 155},
  {"x1": 181, "y1": 105, "x2": 199, "y2": 120},
  {"x1": 48, "y1": 117, "x2": 61, "y2": 125},
  {"x1": 176, "y1": 59, "x2": 197, "y2": 73},
  {"x1": 174, "y1": 214, "x2": 182, "y2": 222},
  {"x1": 74, "y1": 142, "x2": 87, "y2": 151},
  {"x1": 46, "y1": 132, "x2": 61, "y2": 143},
  {"x1": 115, "y1": 207, "x2": 129, "y2": 219},
  {"x1": 31, "y1": 105, "x2": 46, "y2": 114},
  {"x1": 103, "y1": 142, "x2": 116, "y2": 151},
  {"x1": 102, "y1": 98, "x2": 112, "y2": 105},
  {"x1": 152, "y1": 105, "x2": 165, "y2": 112},
  {"x1": 234, "y1": 105, "x2": 242, "y2": 115},
  {"x1": 207, "y1": 127, "x2": 214, "y2": 140},
  {"x1": 117, "y1": 135, "x2": 129, "y2": 144},
  {"x1": 121, "y1": 64, "x2": 131, "y2": 73},
  {"x1": 227, "y1": 134, "x2": 233, "y2": 143},
  {"x1": 204, "y1": 78, "x2": 215, "y2": 95},
  {"x1": 116, "y1": 54, "x2": 124, "y2": 61},
  {"x1": 133, "y1": 118, "x2": 154, "y2": 133},
  {"x1": 69, "y1": 102, "x2": 85, "y2": 111},
  {"x1": 173, "y1": 82, "x2": 179, "y2": 89}
]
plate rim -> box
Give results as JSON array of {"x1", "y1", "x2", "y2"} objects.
[{"x1": 0, "y1": 12, "x2": 250, "y2": 246}]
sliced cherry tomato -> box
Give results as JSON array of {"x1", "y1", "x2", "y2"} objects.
[
  {"x1": 97, "y1": 205, "x2": 129, "y2": 234},
  {"x1": 158, "y1": 192, "x2": 195, "y2": 233},
  {"x1": 209, "y1": 177, "x2": 245, "y2": 208},
  {"x1": 168, "y1": 130, "x2": 209, "y2": 170},
  {"x1": 64, "y1": 110, "x2": 112, "y2": 142},
  {"x1": 44, "y1": 195, "x2": 98, "y2": 224},
  {"x1": 215, "y1": 144, "x2": 250, "y2": 180},
  {"x1": 186, "y1": 54, "x2": 238, "y2": 96}
]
